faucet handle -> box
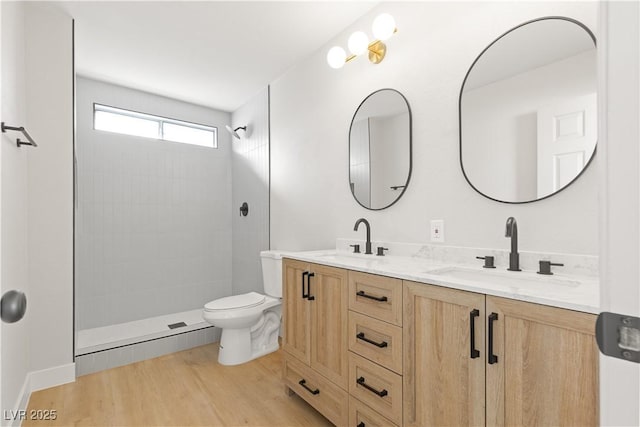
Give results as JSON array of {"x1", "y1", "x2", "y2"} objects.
[
  {"x1": 537, "y1": 260, "x2": 564, "y2": 275},
  {"x1": 476, "y1": 256, "x2": 496, "y2": 269},
  {"x1": 376, "y1": 247, "x2": 389, "y2": 256},
  {"x1": 350, "y1": 244, "x2": 360, "y2": 254}
]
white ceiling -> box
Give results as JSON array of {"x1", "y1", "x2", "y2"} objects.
[{"x1": 54, "y1": 1, "x2": 378, "y2": 112}]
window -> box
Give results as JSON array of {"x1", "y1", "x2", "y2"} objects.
[{"x1": 93, "y1": 104, "x2": 217, "y2": 148}]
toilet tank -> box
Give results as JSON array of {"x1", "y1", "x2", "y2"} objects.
[{"x1": 260, "y1": 250, "x2": 283, "y2": 298}]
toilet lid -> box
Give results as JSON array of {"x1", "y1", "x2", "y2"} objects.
[{"x1": 204, "y1": 292, "x2": 266, "y2": 311}]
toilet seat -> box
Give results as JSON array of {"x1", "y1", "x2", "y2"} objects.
[{"x1": 204, "y1": 292, "x2": 266, "y2": 311}]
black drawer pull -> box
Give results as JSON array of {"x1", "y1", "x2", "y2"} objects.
[
  {"x1": 356, "y1": 376, "x2": 388, "y2": 397},
  {"x1": 488, "y1": 312, "x2": 498, "y2": 365},
  {"x1": 470, "y1": 309, "x2": 480, "y2": 359},
  {"x1": 356, "y1": 332, "x2": 388, "y2": 348},
  {"x1": 356, "y1": 290, "x2": 388, "y2": 302},
  {"x1": 357, "y1": 423, "x2": 365, "y2": 427},
  {"x1": 298, "y1": 379, "x2": 319, "y2": 395}
]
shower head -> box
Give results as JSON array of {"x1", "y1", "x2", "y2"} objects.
[{"x1": 225, "y1": 125, "x2": 247, "y2": 140}]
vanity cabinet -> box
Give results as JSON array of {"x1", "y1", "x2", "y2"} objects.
[
  {"x1": 282, "y1": 259, "x2": 349, "y2": 426},
  {"x1": 403, "y1": 280, "x2": 598, "y2": 427}
]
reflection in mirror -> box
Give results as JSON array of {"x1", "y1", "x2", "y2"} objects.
[
  {"x1": 460, "y1": 17, "x2": 597, "y2": 203},
  {"x1": 349, "y1": 89, "x2": 411, "y2": 210}
]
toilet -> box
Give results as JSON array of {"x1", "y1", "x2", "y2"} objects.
[{"x1": 203, "y1": 250, "x2": 283, "y2": 366}]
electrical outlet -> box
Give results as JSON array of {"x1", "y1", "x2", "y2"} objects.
[{"x1": 430, "y1": 220, "x2": 445, "y2": 243}]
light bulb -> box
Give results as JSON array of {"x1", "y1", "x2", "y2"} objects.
[
  {"x1": 348, "y1": 31, "x2": 369, "y2": 55},
  {"x1": 327, "y1": 46, "x2": 347, "y2": 69},
  {"x1": 372, "y1": 13, "x2": 396, "y2": 41}
]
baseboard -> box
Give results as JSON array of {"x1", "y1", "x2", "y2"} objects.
[
  {"x1": 5, "y1": 374, "x2": 31, "y2": 427},
  {"x1": 29, "y1": 363, "x2": 75, "y2": 392},
  {"x1": 4, "y1": 364, "x2": 75, "y2": 427}
]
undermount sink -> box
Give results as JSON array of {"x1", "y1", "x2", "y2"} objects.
[
  {"x1": 313, "y1": 251, "x2": 378, "y2": 261},
  {"x1": 425, "y1": 266, "x2": 581, "y2": 288}
]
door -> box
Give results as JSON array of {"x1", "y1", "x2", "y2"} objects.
[
  {"x1": 309, "y1": 263, "x2": 348, "y2": 389},
  {"x1": 282, "y1": 259, "x2": 311, "y2": 364},
  {"x1": 598, "y1": 2, "x2": 640, "y2": 425},
  {"x1": 403, "y1": 281, "x2": 485, "y2": 427},
  {"x1": 486, "y1": 296, "x2": 598, "y2": 426},
  {"x1": 536, "y1": 93, "x2": 597, "y2": 198}
]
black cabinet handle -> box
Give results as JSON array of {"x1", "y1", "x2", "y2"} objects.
[
  {"x1": 357, "y1": 423, "x2": 365, "y2": 427},
  {"x1": 470, "y1": 309, "x2": 480, "y2": 359},
  {"x1": 301, "y1": 271, "x2": 309, "y2": 299},
  {"x1": 298, "y1": 379, "x2": 320, "y2": 395},
  {"x1": 356, "y1": 290, "x2": 388, "y2": 302},
  {"x1": 488, "y1": 312, "x2": 498, "y2": 364},
  {"x1": 307, "y1": 272, "x2": 315, "y2": 301},
  {"x1": 356, "y1": 376, "x2": 388, "y2": 397},
  {"x1": 356, "y1": 332, "x2": 388, "y2": 348}
]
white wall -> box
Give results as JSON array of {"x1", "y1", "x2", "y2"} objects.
[
  {"x1": 271, "y1": 1, "x2": 598, "y2": 255},
  {"x1": 231, "y1": 87, "x2": 270, "y2": 295},
  {"x1": 75, "y1": 77, "x2": 233, "y2": 330},
  {"x1": 1, "y1": 1, "x2": 30, "y2": 416},
  {"x1": 463, "y1": 50, "x2": 597, "y2": 201}
]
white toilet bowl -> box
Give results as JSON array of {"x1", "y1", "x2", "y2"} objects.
[{"x1": 203, "y1": 251, "x2": 283, "y2": 366}]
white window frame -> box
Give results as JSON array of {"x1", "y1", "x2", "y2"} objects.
[{"x1": 93, "y1": 103, "x2": 218, "y2": 148}]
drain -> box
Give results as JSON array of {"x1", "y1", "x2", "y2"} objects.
[{"x1": 168, "y1": 322, "x2": 187, "y2": 329}]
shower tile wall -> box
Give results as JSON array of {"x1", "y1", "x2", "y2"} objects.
[
  {"x1": 231, "y1": 87, "x2": 270, "y2": 294},
  {"x1": 76, "y1": 77, "x2": 233, "y2": 331}
]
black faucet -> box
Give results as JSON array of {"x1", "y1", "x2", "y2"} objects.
[
  {"x1": 505, "y1": 217, "x2": 521, "y2": 271},
  {"x1": 354, "y1": 218, "x2": 373, "y2": 255}
]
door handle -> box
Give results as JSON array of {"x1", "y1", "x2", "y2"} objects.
[
  {"x1": 488, "y1": 312, "x2": 498, "y2": 364},
  {"x1": 1, "y1": 290, "x2": 27, "y2": 323},
  {"x1": 470, "y1": 309, "x2": 480, "y2": 359},
  {"x1": 306, "y1": 273, "x2": 315, "y2": 301},
  {"x1": 301, "y1": 271, "x2": 309, "y2": 299}
]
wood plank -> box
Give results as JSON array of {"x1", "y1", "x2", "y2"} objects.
[{"x1": 24, "y1": 344, "x2": 333, "y2": 427}]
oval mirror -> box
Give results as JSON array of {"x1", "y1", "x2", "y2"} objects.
[
  {"x1": 349, "y1": 89, "x2": 412, "y2": 210},
  {"x1": 460, "y1": 17, "x2": 597, "y2": 203}
]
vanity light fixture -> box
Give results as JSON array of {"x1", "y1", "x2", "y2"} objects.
[{"x1": 327, "y1": 13, "x2": 397, "y2": 69}]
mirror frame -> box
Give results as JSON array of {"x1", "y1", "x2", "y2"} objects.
[
  {"x1": 458, "y1": 16, "x2": 597, "y2": 204},
  {"x1": 349, "y1": 88, "x2": 412, "y2": 211}
]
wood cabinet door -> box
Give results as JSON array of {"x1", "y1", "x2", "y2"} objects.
[
  {"x1": 403, "y1": 281, "x2": 486, "y2": 427},
  {"x1": 282, "y1": 259, "x2": 311, "y2": 365},
  {"x1": 309, "y1": 263, "x2": 349, "y2": 390},
  {"x1": 486, "y1": 296, "x2": 598, "y2": 427}
]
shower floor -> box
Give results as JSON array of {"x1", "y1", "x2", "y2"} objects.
[{"x1": 76, "y1": 309, "x2": 210, "y2": 356}]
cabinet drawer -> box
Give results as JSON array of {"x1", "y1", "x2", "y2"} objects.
[
  {"x1": 349, "y1": 271, "x2": 402, "y2": 326},
  {"x1": 283, "y1": 354, "x2": 348, "y2": 427},
  {"x1": 349, "y1": 396, "x2": 399, "y2": 427},
  {"x1": 349, "y1": 311, "x2": 403, "y2": 374},
  {"x1": 349, "y1": 353, "x2": 402, "y2": 426}
]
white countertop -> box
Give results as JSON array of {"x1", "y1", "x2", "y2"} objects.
[{"x1": 282, "y1": 249, "x2": 600, "y2": 314}]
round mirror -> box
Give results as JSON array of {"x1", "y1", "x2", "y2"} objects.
[
  {"x1": 460, "y1": 17, "x2": 597, "y2": 203},
  {"x1": 349, "y1": 89, "x2": 412, "y2": 210}
]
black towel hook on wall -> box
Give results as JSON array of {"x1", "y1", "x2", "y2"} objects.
[{"x1": 1, "y1": 122, "x2": 38, "y2": 147}]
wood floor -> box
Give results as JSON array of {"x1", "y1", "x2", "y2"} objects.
[{"x1": 25, "y1": 344, "x2": 333, "y2": 427}]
